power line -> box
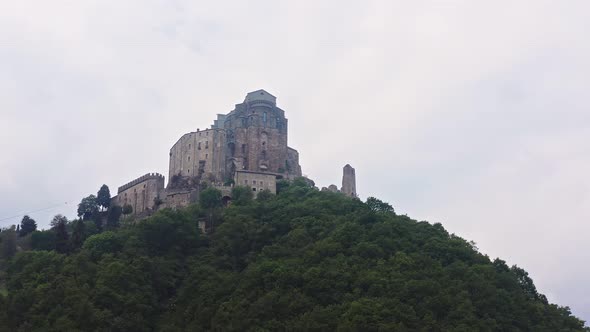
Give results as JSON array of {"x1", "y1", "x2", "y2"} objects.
[{"x1": 0, "y1": 201, "x2": 72, "y2": 223}]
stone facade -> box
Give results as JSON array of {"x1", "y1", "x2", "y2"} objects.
[
  {"x1": 341, "y1": 164, "x2": 357, "y2": 198},
  {"x1": 234, "y1": 170, "x2": 278, "y2": 195},
  {"x1": 216, "y1": 89, "x2": 302, "y2": 179},
  {"x1": 114, "y1": 173, "x2": 165, "y2": 216},
  {"x1": 163, "y1": 189, "x2": 198, "y2": 209},
  {"x1": 168, "y1": 89, "x2": 302, "y2": 187},
  {"x1": 168, "y1": 128, "x2": 226, "y2": 183},
  {"x1": 112, "y1": 89, "x2": 359, "y2": 216}
]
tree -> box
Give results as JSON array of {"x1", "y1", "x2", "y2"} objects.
[
  {"x1": 122, "y1": 205, "x2": 133, "y2": 217},
  {"x1": 50, "y1": 214, "x2": 68, "y2": 229},
  {"x1": 3, "y1": 188, "x2": 590, "y2": 331},
  {"x1": 200, "y1": 188, "x2": 222, "y2": 230},
  {"x1": 19, "y1": 215, "x2": 37, "y2": 237},
  {"x1": 71, "y1": 219, "x2": 86, "y2": 251},
  {"x1": 106, "y1": 205, "x2": 123, "y2": 229},
  {"x1": 256, "y1": 189, "x2": 273, "y2": 202},
  {"x1": 53, "y1": 216, "x2": 69, "y2": 254},
  {"x1": 366, "y1": 197, "x2": 395, "y2": 214},
  {"x1": 31, "y1": 230, "x2": 56, "y2": 251},
  {"x1": 93, "y1": 213, "x2": 104, "y2": 233},
  {"x1": 231, "y1": 186, "x2": 253, "y2": 206},
  {"x1": 200, "y1": 188, "x2": 222, "y2": 210},
  {"x1": 96, "y1": 184, "x2": 111, "y2": 211},
  {"x1": 276, "y1": 179, "x2": 290, "y2": 194},
  {"x1": 1, "y1": 225, "x2": 17, "y2": 259},
  {"x1": 77, "y1": 195, "x2": 99, "y2": 220}
]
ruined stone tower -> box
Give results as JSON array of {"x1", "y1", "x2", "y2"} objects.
[{"x1": 341, "y1": 164, "x2": 357, "y2": 198}]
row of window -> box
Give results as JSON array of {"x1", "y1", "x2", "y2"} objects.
[
  {"x1": 238, "y1": 115, "x2": 282, "y2": 128},
  {"x1": 188, "y1": 141, "x2": 209, "y2": 150},
  {"x1": 243, "y1": 179, "x2": 264, "y2": 186},
  {"x1": 187, "y1": 154, "x2": 208, "y2": 162}
]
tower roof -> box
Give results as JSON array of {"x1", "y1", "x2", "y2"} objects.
[{"x1": 244, "y1": 89, "x2": 276, "y2": 105}]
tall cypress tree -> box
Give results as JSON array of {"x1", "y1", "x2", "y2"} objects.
[
  {"x1": 1, "y1": 226, "x2": 17, "y2": 259},
  {"x1": 71, "y1": 219, "x2": 86, "y2": 251},
  {"x1": 97, "y1": 184, "x2": 111, "y2": 211},
  {"x1": 54, "y1": 218, "x2": 69, "y2": 254}
]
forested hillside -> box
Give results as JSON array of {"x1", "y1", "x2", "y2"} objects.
[{"x1": 0, "y1": 179, "x2": 587, "y2": 331}]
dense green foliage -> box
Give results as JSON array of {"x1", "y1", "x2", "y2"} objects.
[
  {"x1": 18, "y1": 215, "x2": 37, "y2": 237},
  {"x1": 0, "y1": 180, "x2": 587, "y2": 331},
  {"x1": 96, "y1": 184, "x2": 112, "y2": 211}
]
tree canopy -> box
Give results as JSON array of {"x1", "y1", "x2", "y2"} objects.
[
  {"x1": 18, "y1": 215, "x2": 37, "y2": 237},
  {"x1": 0, "y1": 181, "x2": 587, "y2": 331},
  {"x1": 77, "y1": 195, "x2": 99, "y2": 220},
  {"x1": 96, "y1": 184, "x2": 111, "y2": 210}
]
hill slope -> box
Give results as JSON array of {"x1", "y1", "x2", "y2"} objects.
[{"x1": 1, "y1": 180, "x2": 587, "y2": 331}]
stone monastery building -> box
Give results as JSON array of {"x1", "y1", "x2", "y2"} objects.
[{"x1": 113, "y1": 90, "x2": 356, "y2": 217}]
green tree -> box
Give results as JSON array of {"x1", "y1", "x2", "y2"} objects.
[
  {"x1": 231, "y1": 186, "x2": 253, "y2": 206},
  {"x1": 276, "y1": 179, "x2": 290, "y2": 194},
  {"x1": 200, "y1": 187, "x2": 222, "y2": 210},
  {"x1": 106, "y1": 205, "x2": 122, "y2": 229},
  {"x1": 122, "y1": 204, "x2": 133, "y2": 217},
  {"x1": 82, "y1": 231, "x2": 124, "y2": 259},
  {"x1": 2, "y1": 188, "x2": 589, "y2": 331},
  {"x1": 50, "y1": 214, "x2": 68, "y2": 229},
  {"x1": 96, "y1": 184, "x2": 111, "y2": 211},
  {"x1": 70, "y1": 219, "x2": 86, "y2": 250},
  {"x1": 30, "y1": 230, "x2": 56, "y2": 251},
  {"x1": 200, "y1": 187, "x2": 222, "y2": 230},
  {"x1": 77, "y1": 195, "x2": 99, "y2": 220},
  {"x1": 93, "y1": 214, "x2": 104, "y2": 233},
  {"x1": 256, "y1": 189, "x2": 273, "y2": 202},
  {"x1": 1, "y1": 226, "x2": 17, "y2": 259},
  {"x1": 53, "y1": 216, "x2": 69, "y2": 254},
  {"x1": 366, "y1": 197, "x2": 395, "y2": 214},
  {"x1": 19, "y1": 215, "x2": 37, "y2": 237}
]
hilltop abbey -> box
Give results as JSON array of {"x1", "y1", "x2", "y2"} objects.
[{"x1": 112, "y1": 90, "x2": 356, "y2": 217}]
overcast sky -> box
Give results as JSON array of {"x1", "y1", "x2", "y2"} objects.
[{"x1": 1, "y1": 0, "x2": 589, "y2": 323}]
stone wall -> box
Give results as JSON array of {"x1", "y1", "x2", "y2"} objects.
[
  {"x1": 164, "y1": 189, "x2": 198, "y2": 209},
  {"x1": 222, "y1": 90, "x2": 300, "y2": 178},
  {"x1": 168, "y1": 128, "x2": 226, "y2": 183},
  {"x1": 234, "y1": 170, "x2": 277, "y2": 195},
  {"x1": 115, "y1": 173, "x2": 165, "y2": 216},
  {"x1": 341, "y1": 164, "x2": 357, "y2": 198},
  {"x1": 286, "y1": 147, "x2": 302, "y2": 178}
]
